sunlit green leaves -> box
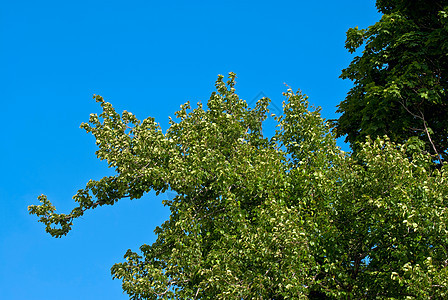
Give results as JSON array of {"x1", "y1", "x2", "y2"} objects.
[{"x1": 30, "y1": 72, "x2": 448, "y2": 298}]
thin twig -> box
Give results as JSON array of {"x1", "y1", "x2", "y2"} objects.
[{"x1": 399, "y1": 98, "x2": 443, "y2": 161}]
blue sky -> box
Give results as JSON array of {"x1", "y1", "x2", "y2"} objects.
[{"x1": 1, "y1": 1, "x2": 380, "y2": 299}]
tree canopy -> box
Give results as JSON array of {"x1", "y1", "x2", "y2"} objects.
[
  {"x1": 334, "y1": 0, "x2": 448, "y2": 161},
  {"x1": 29, "y1": 1, "x2": 448, "y2": 298},
  {"x1": 29, "y1": 73, "x2": 448, "y2": 298}
]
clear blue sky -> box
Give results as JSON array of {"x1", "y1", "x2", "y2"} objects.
[{"x1": 1, "y1": 1, "x2": 380, "y2": 299}]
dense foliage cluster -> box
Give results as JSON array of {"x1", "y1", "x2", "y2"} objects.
[
  {"x1": 30, "y1": 73, "x2": 448, "y2": 298},
  {"x1": 30, "y1": 0, "x2": 448, "y2": 298},
  {"x1": 334, "y1": 0, "x2": 448, "y2": 161}
]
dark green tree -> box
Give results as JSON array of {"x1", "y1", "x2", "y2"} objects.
[
  {"x1": 30, "y1": 74, "x2": 448, "y2": 299},
  {"x1": 334, "y1": 0, "x2": 448, "y2": 161}
]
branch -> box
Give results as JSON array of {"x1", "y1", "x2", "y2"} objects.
[
  {"x1": 418, "y1": 108, "x2": 443, "y2": 162},
  {"x1": 399, "y1": 98, "x2": 443, "y2": 161}
]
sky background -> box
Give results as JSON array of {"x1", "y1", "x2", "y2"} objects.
[{"x1": 1, "y1": 1, "x2": 380, "y2": 299}]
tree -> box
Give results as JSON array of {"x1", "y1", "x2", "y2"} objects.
[
  {"x1": 334, "y1": 0, "x2": 448, "y2": 161},
  {"x1": 30, "y1": 73, "x2": 448, "y2": 298}
]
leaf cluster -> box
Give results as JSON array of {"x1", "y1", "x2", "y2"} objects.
[
  {"x1": 334, "y1": 0, "x2": 448, "y2": 162},
  {"x1": 29, "y1": 73, "x2": 448, "y2": 299}
]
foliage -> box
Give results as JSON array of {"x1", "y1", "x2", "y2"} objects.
[
  {"x1": 334, "y1": 0, "x2": 448, "y2": 161},
  {"x1": 29, "y1": 74, "x2": 448, "y2": 299}
]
